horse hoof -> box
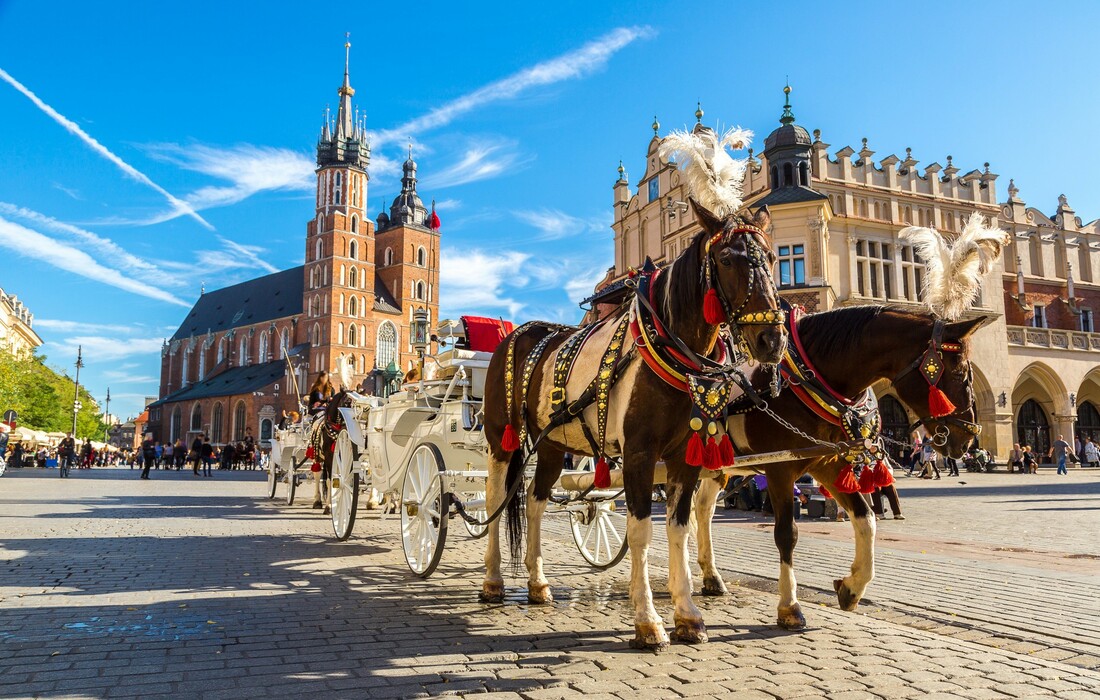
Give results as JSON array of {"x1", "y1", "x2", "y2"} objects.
[
  {"x1": 323, "y1": 506, "x2": 330, "y2": 515},
  {"x1": 527, "y1": 583, "x2": 553, "y2": 604},
  {"x1": 629, "y1": 624, "x2": 670, "y2": 652},
  {"x1": 834, "y1": 579, "x2": 859, "y2": 611},
  {"x1": 672, "y1": 619, "x2": 709, "y2": 644},
  {"x1": 480, "y1": 582, "x2": 505, "y2": 604},
  {"x1": 312, "y1": 501, "x2": 322, "y2": 510},
  {"x1": 777, "y1": 604, "x2": 807, "y2": 630},
  {"x1": 701, "y1": 575, "x2": 728, "y2": 596}
]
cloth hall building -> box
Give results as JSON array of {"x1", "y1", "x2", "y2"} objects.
[
  {"x1": 589, "y1": 90, "x2": 1100, "y2": 462},
  {"x1": 147, "y1": 46, "x2": 441, "y2": 448}
]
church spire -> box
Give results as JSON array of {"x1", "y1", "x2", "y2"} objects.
[{"x1": 335, "y1": 34, "x2": 355, "y2": 140}]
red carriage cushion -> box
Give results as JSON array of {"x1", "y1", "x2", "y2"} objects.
[{"x1": 461, "y1": 316, "x2": 514, "y2": 353}]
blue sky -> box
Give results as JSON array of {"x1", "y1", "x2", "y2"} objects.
[{"x1": 2, "y1": 0, "x2": 1099, "y2": 420}]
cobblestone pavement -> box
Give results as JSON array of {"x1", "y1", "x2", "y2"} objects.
[{"x1": 1, "y1": 466, "x2": 1099, "y2": 699}]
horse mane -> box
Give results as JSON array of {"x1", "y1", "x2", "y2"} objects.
[
  {"x1": 798, "y1": 305, "x2": 972, "y2": 362},
  {"x1": 657, "y1": 228, "x2": 707, "y2": 329}
]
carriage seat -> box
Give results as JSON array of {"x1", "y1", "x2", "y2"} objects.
[{"x1": 432, "y1": 315, "x2": 512, "y2": 397}]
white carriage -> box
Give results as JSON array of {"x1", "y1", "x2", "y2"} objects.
[{"x1": 327, "y1": 316, "x2": 630, "y2": 577}]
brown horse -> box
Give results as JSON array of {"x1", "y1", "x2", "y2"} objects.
[
  {"x1": 693, "y1": 305, "x2": 986, "y2": 630},
  {"x1": 481, "y1": 200, "x2": 786, "y2": 651}
]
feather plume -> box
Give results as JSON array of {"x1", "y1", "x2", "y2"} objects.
[
  {"x1": 658, "y1": 126, "x2": 752, "y2": 218},
  {"x1": 900, "y1": 212, "x2": 1009, "y2": 320},
  {"x1": 336, "y1": 354, "x2": 353, "y2": 391}
]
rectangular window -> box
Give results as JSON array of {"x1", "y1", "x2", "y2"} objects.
[
  {"x1": 1032, "y1": 305, "x2": 1047, "y2": 328},
  {"x1": 1081, "y1": 309, "x2": 1094, "y2": 333},
  {"x1": 777, "y1": 244, "x2": 806, "y2": 287},
  {"x1": 648, "y1": 177, "x2": 659, "y2": 203}
]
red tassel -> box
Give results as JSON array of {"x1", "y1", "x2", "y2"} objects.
[
  {"x1": 310, "y1": 462, "x2": 321, "y2": 473},
  {"x1": 685, "y1": 432, "x2": 704, "y2": 466},
  {"x1": 594, "y1": 457, "x2": 611, "y2": 489},
  {"x1": 818, "y1": 484, "x2": 832, "y2": 499},
  {"x1": 501, "y1": 424, "x2": 520, "y2": 452},
  {"x1": 430, "y1": 210, "x2": 441, "y2": 231},
  {"x1": 330, "y1": 440, "x2": 337, "y2": 452},
  {"x1": 833, "y1": 464, "x2": 860, "y2": 494},
  {"x1": 305, "y1": 445, "x2": 315, "y2": 459},
  {"x1": 875, "y1": 460, "x2": 895, "y2": 487},
  {"x1": 703, "y1": 436, "x2": 722, "y2": 471},
  {"x1": 718, "y1": 433, "x2": 735, "y2": 466},
  {"x1": 928, "y1": 385, "x2": 956, "y2": 418},
  {"x1": 857, "y1": 465, "x2": 877, "y2": 494},
  {"x1": 703, "y1": 288, "x2": 725, "y2": 325}
]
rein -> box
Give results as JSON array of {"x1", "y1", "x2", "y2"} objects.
[
  {"x1": 891, "y1": 319, "x2": 982, "y2": 441},
  {"x1": 704, "y1": 226, "x2": 786, "y2": 330}
]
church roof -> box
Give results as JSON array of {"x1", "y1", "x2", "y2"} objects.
[
  {"x1": 373, "y1": 277, "x2": 402, "y2": 315},
  {"x1": 170, "y1": 266, "x2": 303, "y2": 341},
  {"x1": 148, "y1": 360, "x2": 287, "y2": 407}
]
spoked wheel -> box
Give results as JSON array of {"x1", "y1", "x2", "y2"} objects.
[
  {"x1": 461, "y1": 490, "x2": 488, "y2": 539},
  {"x1": 330, "y1": 430, "x2": 359, "y2": 541},
  {"x1": 570, "y1": 497, "x2": 629, "y2": 569},
  {"x1": 285, "y1": 464, "x2": 297, "y2": 506},
  {"x1": 0, "y1": 458, "x2": 7, "y2": 477},
  {"x1": 267, "y1": 459, "x2": 278, "y2": 499},
  {"x1": 400, "y1": 443, "x2": 449, "y2": 578}
]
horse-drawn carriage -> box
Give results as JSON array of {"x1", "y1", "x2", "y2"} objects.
[{"x1": 267, "y1": 316, "x2": 630, "y2": 577}]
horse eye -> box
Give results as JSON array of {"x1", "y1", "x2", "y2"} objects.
[{"x1": 717, "y1": 248, "x2": 734, "y2": 267}]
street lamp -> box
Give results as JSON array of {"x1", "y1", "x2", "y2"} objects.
[
  {"x1": 411, "y1": 306, "x2": 430, "y2": 386},
  {"x1": 383, "y1": 360, "x2": 401, "y2": 397},
  {"x1": 103, "y1": 387, "x2": 111, "y2": 443},
  {"x1": 72, "y1": 345, "x2": 84, "y2": 437}
]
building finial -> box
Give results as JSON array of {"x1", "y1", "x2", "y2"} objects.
[
  {"x1": 617, "y1": 160, "x2": 625, "y2": 181},
  {"x1": 652, "y1": 115, "x2": 660, "y2": 135},
  {"x1": 344, "y1": 32, "x2": 351, "y2": 77},
  {"x1": 200, "y1": 281, "x2": 205, "y2": 295},
  {"x1": 695, "y1": 101, "x2": 703, "y2": 124},
  {"x1": 780, "y1": 80, "x2": 795, "y2": 125}
]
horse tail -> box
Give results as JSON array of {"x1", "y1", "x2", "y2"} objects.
[{"x1": 504, "y1": 446, "x2": 526, "y2": 570}]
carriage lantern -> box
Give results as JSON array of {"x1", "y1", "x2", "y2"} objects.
[{"x1": 412, "y1": 307, "x2": 430, "y2": 352}]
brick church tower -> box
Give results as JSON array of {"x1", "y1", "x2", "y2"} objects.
[
  {"x1": 375, "y1": 149, "x2": 441, "y2": 370},
  {"x1": 304, "y1": 38, "x2": 375, "y2": 386}
]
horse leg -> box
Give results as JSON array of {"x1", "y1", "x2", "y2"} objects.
[
  {"x1": 767, "y1": 471, "x2": 805, "y2": 630},
  {"x1": 312, "y1": 467, "x2": 323, "y2": 509},
  {"x1": 665, "y1": 461, "x2": 707, "y2": 644},
  {"x1": 624, "y1": 453, "x2": 669, "y2": 651},
  {"x1": 480, "y1": 449, "x2": 511, "y2": 603},
  {"x1": 525, "y1": 445, "x2": 565, "y2": 604},
  {"x1": 814, "y1": 461, "x2": 876, "y2": 611},
  {"x1": 322, "y1": 459, "x2": 331, "y2": 515},
  {"x1": 694, "y1": 476, "x2": 728, "y2": 596}
]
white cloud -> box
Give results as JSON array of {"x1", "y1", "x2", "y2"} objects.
[
  {"x1": 46, "y1": 335, "x2": 164, "y2": 363},
  {"x1": 101, "y1": 371, "x2": 158, "y2": 384},
  {"x1": 376, "y1": 26, "x2": 654, "y2": 142},
  {"x1": 0, "y1": 66, "x2": 212, "y2": 230},
  {"x1": 440, "y1": 248, "x2": 530, "y2": 319},
  {"x1": 35, "y1": 319, "x2": 137, "y2": 335},
  {"x1": 512, "y1": 209, "x2": 609, "y2": 241},
  {"x1": 564, "y1": 266, "x2": 613, "y2": 305},
  {"x1": 425, "y1": 140, "x2": 529, "y2": 189},
  {"x1": 0, "y1": 216, "x2": 189, "y2": 307},
  {"x1": 53, "y1": 183, "x2": 82, "y2": 200}
]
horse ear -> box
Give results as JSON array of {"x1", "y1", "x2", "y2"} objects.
[
  {"x1": 689, "y1": 196, "x2": 724, "y2": 234},
  {"x1": 946, "y1": 315, "x2": 988, "y2": 339},
  {"x1": 751, "y1": 205, "x2": 771, "y2": 231}
]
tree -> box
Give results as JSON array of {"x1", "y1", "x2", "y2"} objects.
[{"x1": 0, "y1": 348, "x2": 106, "y2": 439}]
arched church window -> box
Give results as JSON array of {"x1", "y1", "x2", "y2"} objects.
[
  {"x1": 349, "y1": 296, "x2": 358, "y2": 317},
  {"x1": 334, "y1": 172, "x2": 342, "y2": 206},
  {"x1": 238, "y1": 337, "x2": 249, "y2": 366},
  {"x1": 311, "y1": 323, "x2": 321, "y2": 347},
  {"x1": 233, "y1": 400, "x2": 246, "y2": 442},
  {"x1": 1017, "y1": 399, "x2": 1051, "y2": 459},
  {"x1": 258, "y1": 331, "x2": 269, "y2": 362},
  {"x1": 376, "y1": 322, "x2": 397, "y2": 368},
  {"x1": 417, "y1": 247, "x2": 427, "y2": 266},
  {"x1": 348, "y1": 324, "x2": 358, "y2": 347},
  {"x1": 337, "y1": 323, "x2": 344, "y2": 344},
  {"x1": 799, "y1": 162, "x2": 809, "y2": 186},
  {"x1": 190, "y1": 403, "x2": 202, "y2": 431},
  {"x1": 783, "y1": 162, "x2": 793, "y2": 187},
  {"x1": 351, "y1": 215, "x2": 358, "y2": 234},
  {"x1": 315, "y1": 239, "x2": 323, "y2": 261},
  {"x1": 280, "y1": 328, "x2": 290, "y2": 359},
  {"x1": 349, "y1": 239, "x2": 358, "y2": 259},
  {"x1": 198, "y1": 347, "x2": 206, "y2": 380},
  {"x1": 770, "y1": 166, "x2": 779, "y2": 189},
  {"x1": 384, "y1": 247, "x2": 394, "y2": 266},
  {"x1": 349, "y1": 267, "x2": 358, "y2": 288},
  {"x1": 217, "y1": 336, "x2": 226, "y2": 363},
  {"x1": 416, "y1": 281, "x2": 426, "y2": 300}
]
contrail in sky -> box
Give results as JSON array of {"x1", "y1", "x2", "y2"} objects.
[{"x1": 0, "y1": 66, "x2": 214, "y2": 230}]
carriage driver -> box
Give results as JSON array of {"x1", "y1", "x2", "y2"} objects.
[{"x1": 306, "y1": 372, "x2": 335, "y2": 415}]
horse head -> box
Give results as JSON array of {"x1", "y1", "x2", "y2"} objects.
[{"x1": 692, "y1": 200, "x2": 786, "y2": 364}]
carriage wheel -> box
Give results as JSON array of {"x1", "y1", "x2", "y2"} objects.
[
  {"x1": 330, "y1": 430, "x2": 359, "y2": 541},
  {"x1": 570, "y1": 497, "x2": 629, "y2": 569},
  {"x1": 285, "y1": 464, "x2": 297, "y2": 506},
  {"x1": 400, "y1": 443, "x2": 449, "y2": 578},
  {"x1": 266, "y1": 459, "x2": 278, "y2": 500},
  {"x1": 0, "y1": 458, "x2": 6, "y2": 478},
  {"x1": 462, "y1": 490, "x2": 489, "y2": 539}
]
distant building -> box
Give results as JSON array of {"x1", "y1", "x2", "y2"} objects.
[
  {"x1": 147, "y1": 42, "x2": 441, "y2": 448},
  {"x1": 0, "y1": 287, "x2": 42, "y2": 356},
  {"x1": 591, "y1": 89, "x2": 1100, "y2": 460}
]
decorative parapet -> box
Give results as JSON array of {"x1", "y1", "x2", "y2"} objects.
[{"x1": 1006, "y1": 325, "x2": 1100, "y2": 352}]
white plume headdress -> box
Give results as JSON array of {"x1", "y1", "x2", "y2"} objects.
[
  {"x1": 900, "y1": 212, "x2": 1009, "y2": 321},
  {"x1": 658, "y1": 125, "x2": 753, "y2": 219},
  {"x1": 336, "y1": 354, "x2": 352, "y2": 391}
]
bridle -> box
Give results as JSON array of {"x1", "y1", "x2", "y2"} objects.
[
  {"x1": 704, "y1": 226, "x2": 786, "y2": 334},
  {"x1": 893, "y1": 319, "x2": 981, "y2": 446}
]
